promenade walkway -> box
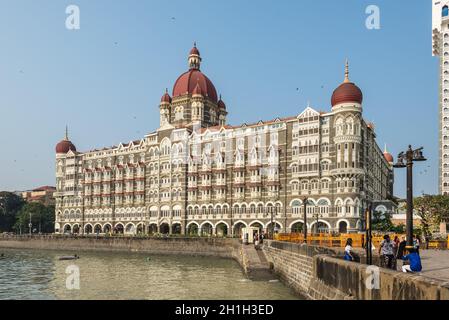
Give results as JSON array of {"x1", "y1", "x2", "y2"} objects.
[{"x1": 419, "y1": 250, "x2": 449, "y2": 282}]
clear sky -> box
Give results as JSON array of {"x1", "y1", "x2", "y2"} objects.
[{"x1": 0, "y1": 0, "x2": 438, "y2": 198}]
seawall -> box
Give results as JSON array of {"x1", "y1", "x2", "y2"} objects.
[
  {"x1": 0, "y1": 235, "x2": 274, "y2": 281},
  {"x1": 263, "y1": 240, "x2": 449, "y2": 300}
]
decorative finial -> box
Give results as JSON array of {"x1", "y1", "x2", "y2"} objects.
[
  {"x1": 344, "y1": 59, "x2": 350, "y2": 83},
  {"x1": 165, "y1": 88, "x2": 168, "y2": 94},
  {"x1": 194, "y1": 41, "x2": 197, "y2": 47},
  {"x1": 65, "y1": 125, "x2": 69, "y2": 140},
  {"x1": 384, "y1": 144, "x2": 388, "y2": 153}
]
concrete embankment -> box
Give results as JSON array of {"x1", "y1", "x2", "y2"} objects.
[
  {"x1": 0, "y1": 235, "x2": 273, "y2": 281},
  {"x1": 263, "y1": 240, "x2": 449, "y2": 300}
]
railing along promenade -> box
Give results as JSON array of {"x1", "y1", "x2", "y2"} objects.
[
  {"x1": 275, "y1": 233, "x2": 449, "y2": 250},
  {"x1": 2, "y1": 233, "x2": 449, "y2": 249}
]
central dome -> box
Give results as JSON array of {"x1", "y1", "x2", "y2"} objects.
[
  {"x1": 172, "y1": 44, "x2": 218, "y2": 103},
  {"x1": 172, "y1": 70, "x2": 218, "y2": 103}
]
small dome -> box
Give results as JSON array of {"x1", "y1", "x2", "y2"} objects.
[
  {"x1": 331, "y1": 82, "x2": 363, "y2": 106},
  {"x1": 218, "y1": 95, "x2": 226, "y2": 109},
  {"x1": 331, "y1": 60, "x2": 363, "y2": 107},
  {"x1": 190, "y1": 45, "x2": 200, "y2": 56},
  {"x1": 161, "y1": 89, "x2": 172, "y2": 103},
  {"x1": 56, "y1": 140, "x2": 76, "y2": 154},
  {"x1": 384, "y1": 152, "x2": 394, "y2": 163},
  {"x1": 383, "y1": 145, "x2": 393, "y2": 163},
  {"x1": 56, "y1": 127, "x2": 76, "y2": 154}
]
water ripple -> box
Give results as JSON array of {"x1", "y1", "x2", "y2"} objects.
[{"x1": 0, "y1": 249, "x2": 299, "y2": 300}]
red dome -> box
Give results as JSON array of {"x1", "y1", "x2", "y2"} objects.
[
  {"x1": 218, "y1": 95, "x2": 226, "y2": 109},
  {"x1": 161, "y1": 90, "x2": 172, "y2": 103},
  {"x1": 384, "y1": 152, "x2": 393, "y2": 163},
  {"x1": 190, "y1": 46, "x2": 200, "y2": 55},
  {"x1": 56, "y1": 140, "x2": 76, "y2": 154},
  {"x1": 331, "y1": 82, "x2": 363, "y2": 106},
  {"x1": 173, "y1": 69, "x2": 218, "y2": 103}
]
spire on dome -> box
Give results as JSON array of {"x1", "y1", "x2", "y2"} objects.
[
  {"x1": 383, "y1": 143, "x2": 394, "y2": 163},
  {"x1": 218, "y1": 94, "x2": 226, "y2": 109},
  {"x1": 344, "y1": 59, "x2": 350, "y2": 83},
  {"x1": 161, "y1": 88, "x2": 172, "y2": 103},
  {"x1": 189, "y1": 42, "x2": 201, "y2": 70},
  {"x1": 56, "y1": 126, "x2": 76, "y2": 154}
]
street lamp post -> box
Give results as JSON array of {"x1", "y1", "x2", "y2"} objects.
[
  {"x1": 312, "y1": 210, "x2": 322, "y2": 235},
  {"x1": 303, "y1": 197, "x2": 308, "y2": 244},
  {"x1": 365, "y1": 203, "x2": 373, "y2": 265},
  {"x1": 393, "y1": 145, "x2": 427, "y2": 250}
]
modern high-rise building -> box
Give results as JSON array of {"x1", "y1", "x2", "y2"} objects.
[
  {"x1": 433, "y1": 0, "x2": 449, "y2": 195},
  {"x1": 54, "y1": 45, "x2": 395, "y2": 236}
]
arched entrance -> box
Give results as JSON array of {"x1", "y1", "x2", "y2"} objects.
[
  {"x1": 265, "y1": 222, "x2": 281, "y2": 235},
  {"x1": 94, "y1": 224, "x2": 102, "y2": 234},
  {"x1": 172, "y1": 223, "x2": 182, "y2": 235},
  {"x1": 290, "y1": 222, "x2": 304, "y2": 233},
  {"x1": 148, "y1": 224, "x2": 158, "y2": 235},
  {"x1": 160, "y1": 223, "x2": 170, "y2": 234},
  {"x1": 314, "y1": 222, "x2": 330, "y2": 234},
  {"x1": 84, "y1": 224, "x2": 93, "y2": 235},
  {"x1": 104, "y1": 224, "x2": 112, "y2": 234},
  {"x1": 201, "y1": 222, "x2": 213, "y2": 237},
  {"x1": 215, "y1": 223, "x2": 228, "y2": 237},
  {"x1": 136, "y1": 224, "x2": 144, "y2": 235},
  {"x1": 187, "y1": 223, "x2": 199, "y2": 236},
  {"x1": 63, "y1": 224, "x2": 71, "y2": 234},
  {"x1": 125, "y1": 223, "x2": 135, "y2": 235},
  {"x1": 72, "y1": 224, "x2": 80, "y2": 234},
  {"x1": 338, "y1": 221, "x2": 348, "y2": 234},
  {"x1": 114, "y1": 224, "x2": 124, "y2": 234},
  {"x1": 233, "y1": 222, "x2": 246, "y2": 237}
]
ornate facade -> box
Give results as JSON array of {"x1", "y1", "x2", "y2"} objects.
[
  {"x1": 54, "y1": 45, "x2": 394, "y2": 236},
  {"x1": 433, "y1": 1, "x2": 449, "y2": 195}
]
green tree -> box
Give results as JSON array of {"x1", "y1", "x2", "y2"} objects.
[
  {"x1": 413, "y1": 195, "x2": 449, "y2": 238},
  {"x1": 0, "y1": 192, "x2": 25, "y2": 232},
  {"x1": 371, "y1": 210, "x2": 395, "y2": 232},
  {"x1": 14, "y1": 202, "x2": 55, "y2": 234}
]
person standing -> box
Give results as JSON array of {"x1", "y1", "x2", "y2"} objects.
[
  {"x1": 396, "y1": 236, "x2": 407, "y2": 260},
  {"x1": 379, "y1": 235, "x2": 395, "y2": 269},
  {"x1": 344, "y1": 238, "x2": 354, "y2": 261},
  {"x1": 392, "y1": 236, "x2": 400, "y2": 270},
  {"x1": 413, "y1": 235, "x2": 421, "y2": 255}
]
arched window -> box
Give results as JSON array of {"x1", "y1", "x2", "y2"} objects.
[{"x1": 291, "y1": 200, "x2": 301, "y2": 215}]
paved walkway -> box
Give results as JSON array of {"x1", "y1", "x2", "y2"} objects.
[{"x1": 417, "y1": 250, "x2": 449, "y2": 282}]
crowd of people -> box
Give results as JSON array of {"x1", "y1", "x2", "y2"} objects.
[{"x1": 344, "y1": 234, "x2": 422, "y2": 273}]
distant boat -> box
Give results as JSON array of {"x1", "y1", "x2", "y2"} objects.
[{"x1": 59, "y1": 255, "x2": 79, "y2": 261}]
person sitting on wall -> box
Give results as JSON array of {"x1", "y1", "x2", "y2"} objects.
[
  {"x1": 402, "y1": 248, "x2": 422, "y2": 273},
  {"x1": 344, "y1": 238, "x2": 354, "y2": 261}
]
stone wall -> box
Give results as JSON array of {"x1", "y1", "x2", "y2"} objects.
[
  {"x1": 0, "y1": 235, "x2": 241, "y2": 260},
  {"x1": 263, "y1": 240, "x2": 449, "y2": 300},
  {"x1": 0, "y1": 235, "x2": 271, "y2": 280}
]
